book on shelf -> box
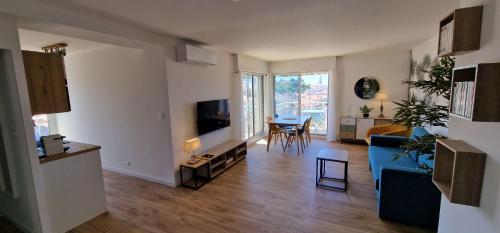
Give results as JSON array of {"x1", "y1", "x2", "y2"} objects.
[
  {"x1": 452, "y1": 81, "x2": 475, "y2": 117},
  {"x1": 440, "y1": 20, "x2": 454, "y2": 54}
]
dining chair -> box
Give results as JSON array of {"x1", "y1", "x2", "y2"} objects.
[
  {"x1": 285, "y1": 118, "x2": 309, "y2": 153},
  {"x1": 304, "y1": 117, "x2": 312, "y2": 146},
  {"x1": 266, "y1": 116, "x2": 287, "y2": 151}
]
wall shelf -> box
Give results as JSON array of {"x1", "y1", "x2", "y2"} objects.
[
  {"x1": 201, "y1": 139, "x2": 247, "y2": 179},
  {"x1": 433, "y1": 139, "x2": 486, "y2": 206},
  {"x1": 450, "y1": 63, "x2": 500, "y2": 122},
  {"x1": 438, "y1": 6, "x2": 482, "y2": 57}
]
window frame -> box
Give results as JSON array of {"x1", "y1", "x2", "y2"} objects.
[{"x1": 272, "y1": 72, "x2": 330, "y2": 135}]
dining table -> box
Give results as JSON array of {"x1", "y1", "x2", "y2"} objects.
[{"x1": 266, "y1": 115, "x2": 310, "y2": 155}]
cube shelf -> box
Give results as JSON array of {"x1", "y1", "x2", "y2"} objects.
[
  {"x1": 450, "y1": 63, "x2": 500, "y2": 122},
  {"x1": 438, "y1": 6, "x2": 482, "y2": 57},
  {"x1": 433, "y1": 139, "x2": 486, "y2": 206}
]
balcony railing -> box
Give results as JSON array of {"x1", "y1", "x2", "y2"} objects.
[{"x1": 275, "y1": 102, "x2": 327, "y2": 135}]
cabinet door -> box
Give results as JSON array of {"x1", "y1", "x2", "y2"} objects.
[
  {"x1": 356, "y1": 118, "x2": 374, "y2": 140},
  {"x1": 23, "y1": 51, "x2": 71, "y2": 115}
]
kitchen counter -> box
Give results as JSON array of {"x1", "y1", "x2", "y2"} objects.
[
  {"x1": 39, "y1": 140, "x2": 106, "y2": 233},
  {"x1": 39, "y1": 141, "x2": 101, "y2": 164}
]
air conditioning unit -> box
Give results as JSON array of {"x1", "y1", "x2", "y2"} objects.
[{"x1": 175, "y1": 44, "x2": 216, "y2": 66}]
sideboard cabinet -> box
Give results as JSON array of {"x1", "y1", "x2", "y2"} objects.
[{"x1": 339, "y1": 116, "x2": 392, "y2": 143}]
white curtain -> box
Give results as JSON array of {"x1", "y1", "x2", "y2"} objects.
[
  {"x1": 232, "y1": 71, "x2": 244, "y2": 140},
  {"x1": 327, "y1": 70, "x2": 338, "y2": 141},
  {"x1": 263, "y1": 74, "x2": 274, "y2": 122}
]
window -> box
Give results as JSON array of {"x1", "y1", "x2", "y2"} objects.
[
  {"x1": 274, "y1": 72, "x2": 329, "y2": 135},
  {"x1": 33, "y1": 114, "x2": 58, "y2": 141},
  {"x1": 242, "y1": 73, "x2": 264, "y2": 140}
]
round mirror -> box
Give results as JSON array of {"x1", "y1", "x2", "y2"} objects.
[{"x1": 354, "y1": 77, "x2": 380, "y2": 99}]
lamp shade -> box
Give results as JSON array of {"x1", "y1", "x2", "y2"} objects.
[
  {"x1": 375, "y1": 91, "x2": 389, "y2": 101},
  {"x1": 184, "y1": 138, "x2": 202, "y2": 153}
]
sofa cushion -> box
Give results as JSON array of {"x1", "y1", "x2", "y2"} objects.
[
  {"x1": 417, "y1": 153, "x2": 435, "y2": 169},
  {"x1": 410, "y1": 127, "x2": 429, "y2": 140},
  {"x1": 407, "y1": 127, "x2": 431, "y2": 161},
  {"x1": 369, "y1": 146, "x2": 419, "y2": 190}
]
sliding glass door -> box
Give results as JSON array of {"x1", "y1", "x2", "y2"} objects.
[
  {"x1": 242, "y1": 73, "x2": 264, "y2": 140},
  {"x1": 274, "y1": 72, "x2": 329, "y2": 135},
  {"x1": 274, "y1": 75, "x2": 300, "y2": 116}
]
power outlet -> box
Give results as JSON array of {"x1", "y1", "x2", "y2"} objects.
[{"x1": 125, "y1": 161, "x2": 131, "y2": 167}]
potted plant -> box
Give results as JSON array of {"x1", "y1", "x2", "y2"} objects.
[
  {"x1": 360, "y1": 105, "x2": 373, "y2": 118},
  {"x1": 392, "y1": 56, "x2": 454, "y2": 172}
]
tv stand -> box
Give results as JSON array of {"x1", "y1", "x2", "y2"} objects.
[
  {"x1": 202, "y1": 139, "x2": 247, "y2": 178},
  {"x1": 180, "y1": 139, "x2": 247, "y2": 189}
]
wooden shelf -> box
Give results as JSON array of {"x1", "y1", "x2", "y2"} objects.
[
  {"x1": 438, "y1": 6, "x2": 482, "y2": 57},
  {"x1": 450, "y1": 63, "x2": 500, "y2": 122},
  {"x1": 433, "y1": 139, "x2": 486, "y2": 206},
  {"x1": 211, "y1": 166, "x2": 225, "y2": 177},
  {"x1": 199, "y1": 139, "x2": 247, "y2": 179},
  {"x1": 211, "y1": 159, "x2": 225, "y2": 168}
]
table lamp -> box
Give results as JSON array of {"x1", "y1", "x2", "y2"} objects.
[
  {"x1": 184, "y1": 138, "x2": 202, "y2": 164},
  {"x1": 375, "y1": 91, "x2": 388, "y2": 118}
]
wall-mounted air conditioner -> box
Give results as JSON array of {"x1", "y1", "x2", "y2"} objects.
[{"x1": 175, "y1": 44, "x2": 216, "y2": 66}]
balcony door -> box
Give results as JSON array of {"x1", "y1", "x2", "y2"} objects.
[
  {"x1": 242, "y1": 73, "x2": 264, "y2": 140},
  {"x1": 274, "y1": 72, "x2": 329, "y2": 135}
]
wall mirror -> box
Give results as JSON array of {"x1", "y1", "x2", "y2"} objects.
[{"x1": 354, "y1": 77, "x2": 380, "y2": 99}]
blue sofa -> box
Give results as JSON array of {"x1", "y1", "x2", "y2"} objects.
[{"x1": 368, "y1": 127, "x2": 441, "y2": 230}]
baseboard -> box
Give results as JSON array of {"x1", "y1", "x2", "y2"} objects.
[
  {"x1": 102, "y1": 166, "x2": 176, "y2": 187},
  {"x1": 0, "y1": 211, "x2": 33, "y2": 233}
]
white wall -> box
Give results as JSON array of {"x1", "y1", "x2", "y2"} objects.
[
  {"x1": 0, "y1": 14, "x2": 47, "y2": 233},
  {"x1": 336, "y1": 49, "x2": 410, "y2": 118},
  {"x1": 165, "y1": 39, "x2": 237, "y2": 184},
  {"x1": 56, "y1": 46, "x2": 175, "y2": 185},
  {"x1": 438, "y1": 0, "x2": 500, "y2": 232},
  {"x1": 270, "y1": 56, "x2": 336, "y2": 74},
  {"x1": 237, "y1": 54, "x2": 269, "y2": 74}
]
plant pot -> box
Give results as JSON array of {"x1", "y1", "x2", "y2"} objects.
[{"x1": 363, "y1": 113, "x2": 369, "y2": 118}]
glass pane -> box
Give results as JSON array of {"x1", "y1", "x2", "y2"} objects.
[
  {"x1": 301, "y1": 73, "x2": 329, "y2": 135},
  {"x1": 274, "y1": 75, "x2": 300, "y2": 116},
  {"x1": 253, "y1": 76, "x2": 264, "y2": 135},
  {"x1": 242, "y1": 74, "x2": 254, "y2": 139}
]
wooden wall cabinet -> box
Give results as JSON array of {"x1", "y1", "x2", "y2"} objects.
[
  {"x1": 22, "y1": 50, "x2": 71, "y2": 115},
  {"x1": 438, "y1": 6, "x2": 482, "y2": 57},
  {"x1": 450, "y1": 63, "x2": 500, "y2": 122},
  {"x1": 433, "y1": 139, "x2": 486, "y2": 207}
]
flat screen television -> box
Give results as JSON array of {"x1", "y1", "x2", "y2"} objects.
[{"x1": 197, "y1": 99, "x2": 230, "y2": 136}]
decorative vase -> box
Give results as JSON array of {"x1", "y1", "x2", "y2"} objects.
[{"x1": 363, "y1": 113, "x2": 369, "y2": 118}]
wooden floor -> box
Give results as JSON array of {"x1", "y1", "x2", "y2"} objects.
[{"x1": 68, "y1": 139, "x2": 433, "y2": 233}]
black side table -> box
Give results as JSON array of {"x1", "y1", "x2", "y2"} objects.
[
  {"x1": 180, "y1": 159, "x2": 210, "y2": 190},
  {"x1": 316, "y1": 148, "x2": 349, "y2": 191}
]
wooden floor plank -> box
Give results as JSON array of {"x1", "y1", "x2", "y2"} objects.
[{"x1": 69, "y1": 139, "x2": 434, "y2": 233}]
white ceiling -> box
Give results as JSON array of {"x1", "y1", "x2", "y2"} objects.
[
  {"x1": 37, "y1": 0, "x2": 458, "y2": 61},
  {"x1": 18, "y1": 29, "x2": 112, "y2": 54}
]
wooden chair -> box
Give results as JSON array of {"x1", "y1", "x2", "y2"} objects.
[
  {"x1": 365, "y1": 124, "x2": 412, "y2": 145},
  {"x1": 304, "y1": 117, "x2": 312, "y2": 146},
  {"x1": 266, "y1": 116, "x2": 287, "y2": 151},
  {"x1": 285, "y1": 118, "x2": 310, "y2": 153}
]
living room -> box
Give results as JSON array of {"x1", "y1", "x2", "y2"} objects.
[{"x1": 0, "y1": 0, "x2": 499, "y2": 233}]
